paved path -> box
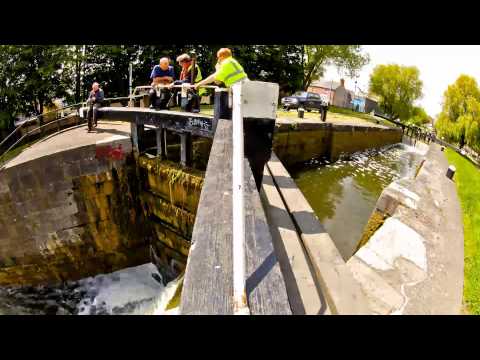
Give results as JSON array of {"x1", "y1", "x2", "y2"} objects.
[
  {"x1": 4, "y1": 121, "x2": 131, "y2": 169},
  {"x1": 347, "y1": 143, "x2": 464, "y2": 314},
  {"x1": 276, "y1": 115, "x2": 391, "y2": 129}
]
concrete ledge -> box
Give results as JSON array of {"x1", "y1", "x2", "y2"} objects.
[
  {"x1": 347, "y1": 256, "x2": 404, "y2": 314},
  {"x1": 260, "y1": 165, "x2": 329, "y2": 315},
  {"x1": 348, "y1": 144, "x2": 464, "y2": 314},
  {"x1": 267, "y1": 152, "x2": 370, "y2": 314}
]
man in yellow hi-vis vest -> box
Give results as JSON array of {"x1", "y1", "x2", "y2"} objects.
[{"x1": 193, "y1": 48, "x2": 249, "y2": 90}]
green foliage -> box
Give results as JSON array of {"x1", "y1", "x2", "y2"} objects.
[
  {"x1": 369, "y1": 64, "x2": 423, "y2": 121},
  {"x1": 405, "y1": 106, "x2": 430, "y2": 126},
  {"x1": 302, "y1": 45, "x2": 369, "y2": 90},
  {"x1": 435, "y1": 75, "x2": 480, "y2": 151},
  {"x1": 0, "y1": 44, "x2": 370, "y2": 138},
  {"x1": 80, "y1": 45, "x2": 305, "y2": 98},
  {"x1": 0, "y1": 45, "x2": 72, "y2": 120},
  {"x1": 0, "y1": 111, "x2": 12, "y2": 131},
  {"x1": 445, "y1": 149, "x2": 480, "y2": 314},
  {"x1": 229, "y1": 45, "x2": 304, "y2": 95}
]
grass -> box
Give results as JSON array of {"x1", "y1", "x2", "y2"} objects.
[
  {"x1": 445, "y1": 148, "x2": 480, "y2": 314},
  {"x1": 0, "y1": 142, "x2": 33, "y2": 167},
  {"x1": 198, "y1": 104, "x2": 394, "y2": 127}
]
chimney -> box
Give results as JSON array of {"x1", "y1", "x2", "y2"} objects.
[{"x1": 340, "y1": 78, "x2": 345, "y2": 87}]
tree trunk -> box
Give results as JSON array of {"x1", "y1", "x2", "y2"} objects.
[
  {"x1": 301, "y1": 46, "x2": 305, "y2": 89},
  {"x1": 303, "y1": 63, "x2": 319, "y2": 91},
  {"x1": 75, "y1": 51, "x2": 81, "y2": 103}
]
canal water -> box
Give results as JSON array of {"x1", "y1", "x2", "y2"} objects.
[
  {"x1": 290, "y1": 143, "x2": 426, "y2": 261},
  {"x1": 0, "y1": 263, "x2": 182, "y2": 315}
]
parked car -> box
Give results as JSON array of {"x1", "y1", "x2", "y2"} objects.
[
  {"x1": 281, "y1": 91, "x2": 329, "y2": 121},
  {"x1": 281, "y1": 91, "x2": 329, "y2": 112}
]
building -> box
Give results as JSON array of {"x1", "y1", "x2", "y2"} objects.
[
  {"x1": 352, "y1": 96, "x2": 365, "y2": 112},
  {"x1": 308, "y1": 78, "x2": 380, "y2": 113},
  {"x1": 364, "y1": 96, "x2": 380, "y2": 114},
  {"x1": 308, "y1": 78, "x2": 351, "y2": 108},
  {"x1": 307, "y1": 79, "x2": 339, "y2": 104}
]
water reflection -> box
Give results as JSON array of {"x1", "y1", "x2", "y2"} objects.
[{"x1": 291, "y1": 144, "x2": 425, "y2": 261}]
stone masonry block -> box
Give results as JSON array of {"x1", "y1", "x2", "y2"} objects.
[
  {"x1": 42, "y1": 165, "x2": 64, "y2": 184},
  {"x1": 64, "y1": 162, "x2": 82, "y2": 178},
  {"x1": 79, "y1": 158, "x2": 100, "y2": 175},
  {"x1": 0, "y1": 178, "x2": 9, "y2": 195}
]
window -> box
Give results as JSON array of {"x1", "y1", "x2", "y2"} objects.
[{"x1": 308, "y1": 93, "x2": 321, "y2": 100}]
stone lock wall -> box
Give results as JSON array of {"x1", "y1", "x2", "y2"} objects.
[
  {"x1": 0, "y1": 117, "x2": 400, "y2": 286},
  {"x1": 137, "y1": 156, "x2": 204, "y2": 282},
  {"x1": 0, "y1": 138, "x2": 151, "y2": 286},
  {"x1": 0, "y1": 124, "x2": 209, "y2": 286},
  {"x1": 273, "y1": 128, "x2": 331, "y2": 166},
  {"x1": 329, "y1": 125, "x2": 403, "y2": 161},
  {"x1": 272, "y1": 121, "x2": 403, "y2": 167}
]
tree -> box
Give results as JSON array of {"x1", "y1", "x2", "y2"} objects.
[
  {"x1": 369, "y1": 64, "x2": 423, "y2": 121},
  {"x1": 83, "y1": 45, "x2": 144, "y2": 98},
  {"x1": 0, "y1": 44, "x2": 368, "y2": 135},
  {"x1": 302, "y1": 45, "x2": 369, "y2": 90},
  {"x1": 0, "y1": 45, "x2": 73, "y2": 131},
  {"x1": 227, "y1": 45, "x2": 304, "y2": 95},
  {"x1": 406, "y1": 106, "x2": 430, "y2": 126},
  {"x1": 435, "y1": 75, "x2": 480, "y2": 150}
]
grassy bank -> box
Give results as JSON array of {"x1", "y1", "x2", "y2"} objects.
[
  {"x1": 0, "y1": 142, "x2": 32, "y2": 167},
  {"x1": 445, "y1": 148, "x2": 480, "y2": 314},
  {"x1": 199, "y1": 104, "x2": 394, "y2": 127}
]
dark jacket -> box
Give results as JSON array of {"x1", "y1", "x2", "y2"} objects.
[{"x1": 88, "y1": 89, "x2": 104, "y2": 105}]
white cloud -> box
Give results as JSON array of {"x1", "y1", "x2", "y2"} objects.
[{"x1": 322, "y1": 45, "x2": 480, "y2": 118}]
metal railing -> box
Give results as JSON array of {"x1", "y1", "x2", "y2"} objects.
[
  {"x1": 0, "y1": 83, "x2": 226, "y2": 167},
  {"x1": 0, "y1": 94, "x2": 146, "y2": 166},
  {"x1": 377, "y1": 114, "x2": 480, "y2": 167},
  {"x1": 0, "y1": 115, "x2": 81, "y2": 166},
  {"x1": 131, "y1": 84, "x2": 221, "y2": 96},
  {"x1": 0, "y1": 103, "x2": 84, "y2": 151}
]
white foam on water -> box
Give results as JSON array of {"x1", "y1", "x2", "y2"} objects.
[
  {"x1": 77, "y1": 263, "x2": 170, "y2": 315},
  {"x1": 398, "y1": 142, "x2": 428, "y2": 156},
  {"x1": 150, "y1": 276, "x2": 184, "y2": 315}
]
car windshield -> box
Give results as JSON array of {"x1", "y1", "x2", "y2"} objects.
[{"x1": 293, "y1": 91, "x2": 307, "y2": 97}]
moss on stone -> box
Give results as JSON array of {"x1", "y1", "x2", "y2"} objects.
[
  {"x1": 354, "y1": 210, "x2": 387, "y2": 253},
  {"x1": 415, "y1": 159, "x2": 426, "y2": 178},
  {"x1": 165, "y1": 275, "x2": 184, "y2": 310},
  {"x1": 138, "y1": 156, "x2": 204, "y2": 213}
]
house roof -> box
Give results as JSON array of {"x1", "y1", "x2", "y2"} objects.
[
  {"x1": 310, "y1": 80, "x2": 342, "y2": 90},
  {"x1": 310, "y1": 79, "x2": 379, "y2": 103}
]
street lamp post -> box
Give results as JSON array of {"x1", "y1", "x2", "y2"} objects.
[{"x1": 353, "y1": 80, "x2": 358, "y2": 111}]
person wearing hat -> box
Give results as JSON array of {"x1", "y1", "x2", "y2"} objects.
[{"x1": 169, "y1": 53, "x2": 206, "y2": 113}]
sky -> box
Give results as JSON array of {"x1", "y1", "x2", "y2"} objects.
[{"x1": 322, "y1": 45, "x2": 480, "y2": 118}]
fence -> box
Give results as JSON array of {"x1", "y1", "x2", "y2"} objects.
[{"x1": 0, "y1": 94, "x2": 146, "y2": 166}]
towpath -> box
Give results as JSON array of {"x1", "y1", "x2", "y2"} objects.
[{"x1": 3, "y1": 121, "x2": 131, "y2": 169}]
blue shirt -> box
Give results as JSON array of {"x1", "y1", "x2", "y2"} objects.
[{"x1": 150, "y1": 65, "x2": 175, "y2": 80}]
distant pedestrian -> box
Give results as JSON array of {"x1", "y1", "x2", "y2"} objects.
[{"x1": 86, "y1": 82, "x2": 104, "y2": 131}]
